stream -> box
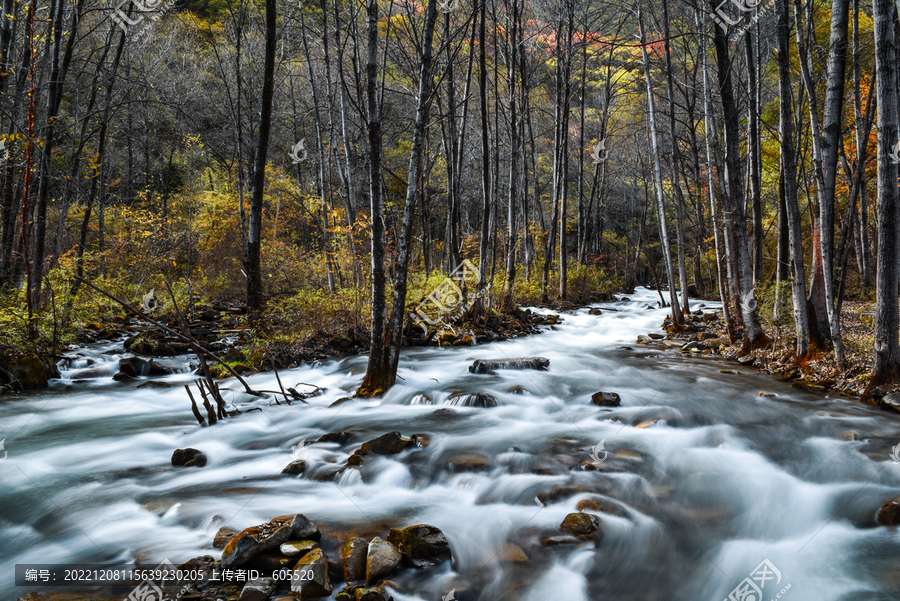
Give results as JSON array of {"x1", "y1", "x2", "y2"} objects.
[{"x1": 2, "y1": 287, "x2": 900, "y2": 601}]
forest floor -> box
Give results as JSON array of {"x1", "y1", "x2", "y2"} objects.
[{"x1": 701, "y1": 299, "x2": 899, "y2": 409}]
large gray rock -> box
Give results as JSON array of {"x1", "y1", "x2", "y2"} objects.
[
  {"x1": 341, "y1": 536, "x2": 368, "y2": 583},
  {"x1": 221, "y1": 514, "x2": 320, "y2": 568},
  {"x1": 469, "y1": 357, "x2": 549, "y2": 374},
  {"x1": 290, "y1": 548, "x2": 333, "y2": 598},
  {"x1": 365, "y1": 537, "x2": 401, "y2": 584}
]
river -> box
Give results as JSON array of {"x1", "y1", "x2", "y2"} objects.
[{"x1": 2, "y1": 287, "x2": 900, "y2": 601}]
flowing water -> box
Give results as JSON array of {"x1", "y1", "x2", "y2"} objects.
[{"x1": 3, "y1": 287, "x2": 900, "y2": 601}]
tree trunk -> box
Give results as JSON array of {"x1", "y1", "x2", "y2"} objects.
[
  {"x1": 869, "y1": 0, "x2": 900, "y2": 387},
  {"x1": 639, "y1": 7, "x2": 680, "y2": 326}
]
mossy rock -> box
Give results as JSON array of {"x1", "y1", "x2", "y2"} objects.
[
  {"x1": 0, "y1": 355, "x2": 49, "y2": 389},
  {"x1": 386, "y1": 524, "x2": 452, "y2": 568}
]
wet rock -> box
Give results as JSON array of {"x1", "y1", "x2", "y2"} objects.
[
  {"x1": 682, "y1": 341, "x2": 707, "y2": 352},
  {"x1": 0, "y1": 355, "x2": 50, "y2": 389},
  {"x1": 560, "y1": 512, "x2": 601, "y2": 538},
  {"x1": 591, "y1": 391, "x2": 621, "y2": 407},
  {"x1": 214, "y1": 527, "x2": 239, "y2": 548},
  {"x1": 112, "y1": 372, "x2": 134, "y2": 381},
  {"x1": 387, "y1": 524, "x2": 452, "y2": 568},
  {"x1": 876, "y1": 393, "x2": 900, "y2": 413},
  {"x1": 445, "y1": 392, "x2": 498, "y2": 408},
  {"x1": 360, "y1": 432, "x2": 416, "y2": 455},
  {"x1": 737, "y1": 355, "x2": 756, "y2": 366},
  {"x1": 636, "y1": 335, "x2": 652, "y2": 344},
  {"x1": 468, "y1": 357, "x2": 549, "y2": 374},
  {"x1": 365, "y1": 537, "x2": 401, "y2": 584},
  {"x1": 541, "y1": 535, "x2": 582, "y2": 545},
  {"x1": 281, "y1": 540, "x2": 319, "y2": 557},
  {"x1": 497, "y1": 542, "x2": 528, "y2": 562},
  {"x1": 877, "y1": 497, "x2": 900, "y2": 526},
  {"x1": 439, "y1": 332, "x2": 457, "y2": 345},
  {"x1": 318, "y1": 431, "x2": 354, "y2": 445},
  {"x1": 355, "y1": 588, "x2": 387, "y2": 601},
  {"x1": 172, "y1": 448, "x2": 207, "y2": 467},
  {"x1": 536, "y1": 485, "x2": 596, "y2": 506},
  {"x1": 341, "y1": 537, "x2": 368, "y2": 583},
  {"x1": 281, "y1": 460, "x2": 306, "y2": 476},
  {"x1": 840, "y1": 430, "x2": 861, "y2": 441},
  {"x1": 576, "y1": 499, "x2": 617, "y2": 515},
  {"x1": 446, "y1": 452, "x2": 490, "y2": 472},
  {"x1": 221, "y1": 514, "x2": 320, "y2": 569},
  {"x1": 648, "y1": 333, "x2": 665, "y2": 340},
  {"x1": 588, "y1": 308, "x2": 603, "y2": 315},
  {"x1": 239, "y1": 576, "x2": 276, "y2": 601},
  {"x1": 291, "y1": 548, "x2": 333, "y2": 598},
  {"x1": 137, "y1": 380, "x2": 171, "y2": 389},
  {"x1": 506, "y1": 385, "x2": 526, "y2": 394}
]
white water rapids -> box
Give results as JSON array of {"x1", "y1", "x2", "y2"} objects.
[{"x1": 2, "y1": 287, "x2": 900, "y2": 600}]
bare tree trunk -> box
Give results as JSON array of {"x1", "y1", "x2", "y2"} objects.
[
  {"x1": 662, "y1": 0, "x2": 689, "y2": 315},
  {"x1": 869, "y1": 0, "x2": 900, "y2": 387},
  {"x1": 710, "y1": 4, "x2": 768, "y2": 350},
  {"x1": 246, "y1": 0, "x2": 277, "y2": 320},
  {"x1": 639, "y1": 7, "x2": 680, "y2": 326},
  {"x1": 357, "y1": 0, "x2": 388, "y2": 396},
  {"x1": 817, "y1": 0, "x2": 851, "y2": 365},
  {"x1": 745, "y1": 30, "x2": 763, "y2": 284},
  {"x1": 477, "y1": 0, "x2": 491, "y2": 292},
  {"x1": 504, "y1": 0, "x2": 519, "y2": 305},
  {"x1": 852, "y1": 0, "x2": 872, "y2": 289},
  {"x1": 775, "y1": 0, "x2": 812, "y2": 359}
]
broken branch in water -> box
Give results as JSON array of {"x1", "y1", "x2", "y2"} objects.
[
  {"x1": 184, "y1": 384, "x2": 205, "y2": 425},
  {"x1": 72, "y1": 275, "x2": 263, "y2": 396}
]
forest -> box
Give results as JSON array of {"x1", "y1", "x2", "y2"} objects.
[
  {"x1": 0, "y1": 0, "x2": 899, "y2": 395},
  {"x1": 7, "y1": 0, "x2": 900, "y2": 599}
]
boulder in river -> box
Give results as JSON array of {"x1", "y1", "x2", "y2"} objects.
[
  {"x1": 387, "y1": 524, "x2": 452, "y2": 568},
  {"x1": 341, "y1": 536, "x2": 368, "y2": 583},
  {"x1": 365, "y1": 537, "x2": 401, "y2": 584},
  {"x1": 445, "y1": 392, "x2": 498, "y2": 408},
  {"x1": 171, "y1": 448, "x2": 207, "y2": 467},
  {"x1": 560, "y1": 512, "x2": 601, "y2": 539},
  {"x1": 281, "y1": 460, "x2": 306, "y2": 476},
  {"x1": 291, "y1": 548, "x2": 333, "y2": 598},
  {"x1": 876, "y1": 497, "x2": 900, "y2": 526},
  {"x1": 221, "y1": 514, "x2": 320, "y2": 568},
  {"x1": 360, "y1": 432, "x2": 416, "y2": 455},
  {"x1": 591, "y1": 391, "x2": 621, "y2": 407},
  {"x1": 536, "y1": 485, "x2": 597, "y2": 506},
  {"x1": 213, "y1": 526, "x2": 239, "y2": 548},
  {"x1": 469, "y1": 357, "x2": 549, "y2": 374}
]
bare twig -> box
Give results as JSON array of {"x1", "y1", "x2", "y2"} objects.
[
  {"x1": 184, "y1": 384, "x2": 205, "y2": 425},
  {"x1": 73, "y1": 275, "x2": 262, "y2": 396}
]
